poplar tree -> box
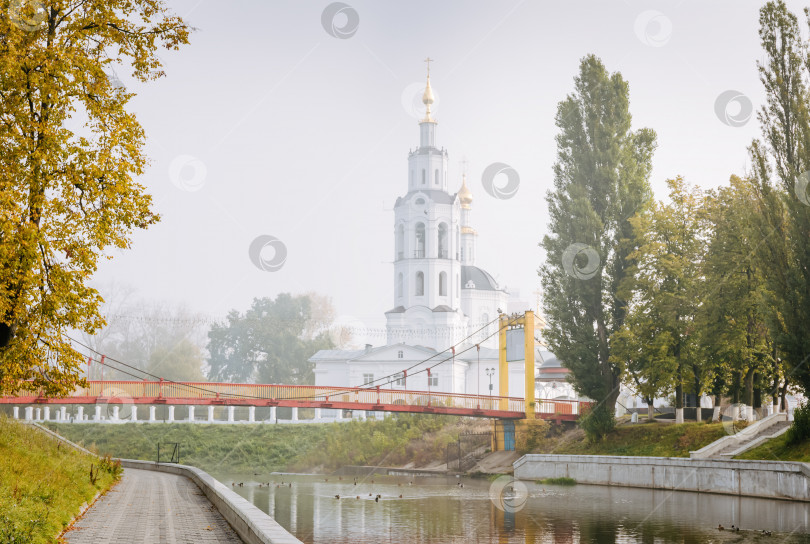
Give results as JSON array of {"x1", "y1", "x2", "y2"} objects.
[
  {"x1": 748, "y1": 0, "x2": 810, "y2": 394},
  {"x1": 540, "y1": 55, "x2": 656, "y2": 438},
  {"x1": 0, "y1": 1, "x2": 190, "y2": 395}
]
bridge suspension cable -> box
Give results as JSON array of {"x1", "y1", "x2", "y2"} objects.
[{"x1": 63, "y1": 314, "x2": 521, "y2": 402}]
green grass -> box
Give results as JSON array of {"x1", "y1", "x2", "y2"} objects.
[
  {"x1": 537, "y1": 477, "x2": 576, "y2": 486},
  {"x1": 530, "y1": 421, "x2": 727, "y2": 457},
  {"x1": 0, "y1": 417, "x2": 120, "y2": 543},
  {"x1": 44, "y1": 414, "x2": 475, "y2": 474},
  {"x1": 735, "y1": 432, "x2": 810, "y2": 462}
]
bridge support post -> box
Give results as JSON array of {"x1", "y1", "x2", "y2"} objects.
[
  {"x1": 131, "y1": 406, "x2": 137, "y2": 422},
  {"x1": 94, "y1": 405, "x2": 101, "y2": 422},
  {"x1": 13, "y1": 407, "x2": 19, "y2": 419},
  {"x1": 55, "y1": 407, "x2": 61, "y2": 422},
  {"x1": 208, "y1": 406, "x2": 214, "y2": 423},
  {"x1": 43, "y1": 406, "x2": 50, "y2": 422},
  {"x1": 291, "y1": 407, "x2": 299, "y2": 422},
  {"x1": 77, "y1": 406, "x2": 84, "y2": 422},
  {"x1": 149, "y1": 406, "x2": 156, "y2": 422},
  {"x1": 188, "y1": 406, "x2": 195, "y2": 422},
  {"x1": 25, "y1": 407, "x2": 33, "y2": 421},
  {"x1": 314, "y1": 408, "x2": 321, "y2": 421},
  {"x1": 168, "y1": 406, "x2": 175, "y2": 423},
  {"x1": 248, "y1": 406, "x2": 255, "y2": 423},
  {"x1": 35, "y1": 408, "x2": 41, "y2": 421},
  {"x1": 60, "y1": 406, "x2": 67, "y2": 421},
  {"x1": 227, "y1": 406, "x2": 234, "y2": 423},
  {"x1": 112, "y1": 406, "x2": 119, "y2": 421},
  {"x1": 269, "y1": 406, "x2": 276, "y2": 423}
]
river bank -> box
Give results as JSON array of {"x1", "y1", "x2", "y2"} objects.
[{"x1": 0, "y1": 417, "x2": 120, "y2": 543}]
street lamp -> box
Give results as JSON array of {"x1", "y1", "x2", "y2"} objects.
[{"x1": 485, "y1": 367, "x2": 495, "y2": 397}]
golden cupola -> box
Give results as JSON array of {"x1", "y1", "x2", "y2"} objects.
[{"x1": 458, "y1": 174, "x2": 473, "y2": 209}]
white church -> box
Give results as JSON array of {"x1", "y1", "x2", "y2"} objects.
[{"x1": 310, "y1": 66, "x2": 576, "y2": 401}]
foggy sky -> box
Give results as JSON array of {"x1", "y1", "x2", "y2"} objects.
[{"x1": 94, "y1": 0, "x2": 784, "y2": 334}]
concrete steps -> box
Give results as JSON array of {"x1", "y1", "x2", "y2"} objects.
[{"x1": 690, "y1": 412, "x2": 790, "y2": 459}]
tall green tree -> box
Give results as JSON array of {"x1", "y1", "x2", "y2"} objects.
[
  {"x1": 207, "y1": 293, "x2": 334, "y2": 385},
  {"x1": 748, "y1": 0, "x2": 810, "y2": 395},
  {"x1": 540, "y1": 55, "x2": 656, "y2": 438},
  {"x1": 618, "y1": 177, "x2": 708, "y2": 423},
  {"x1": 701, "y1": 176, "x2": 775, "y2": 414},
  {"x1": 0, "y1": 1, "x2": 190, "y2": 395}
]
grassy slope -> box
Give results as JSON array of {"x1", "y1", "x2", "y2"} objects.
[
  {"x1": 0, "y1": 417, "x2": 119, "y2": 543},
  {"x1": 44, "y1": 414, "x2": 485, "y2": 474},
  {"x1": 735, "y1": 433, "x2": 810, "y2": 462},
  {"x1": 529, "y1": 420, "x2": 728, "y2": 457}
]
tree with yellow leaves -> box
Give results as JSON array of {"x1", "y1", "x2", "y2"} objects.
[{"x1": 0, "y1": 1, "x2": 190, "y2": 395}]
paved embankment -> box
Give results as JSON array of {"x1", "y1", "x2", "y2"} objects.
[
  {"x1": 65, "y1": 468, "x2": 242, "y2": 543},
  {"x1": 514, "y1": 454, "x2": 810, "y2": 501}
]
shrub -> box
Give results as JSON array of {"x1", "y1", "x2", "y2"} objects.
[
  {"x1": 786, "y1": 402, "x2": 810, "y2": 445},
  {"x1": 579, "y1": 403, "x2": 615, "y2": 442},
  {"x1": 515, "y1": 419, "x2": 548, "y2": 454}
]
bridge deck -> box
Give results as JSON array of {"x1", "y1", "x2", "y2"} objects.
[{"x1": 2, "y1": 381, "x2": 588, "y2": 421}]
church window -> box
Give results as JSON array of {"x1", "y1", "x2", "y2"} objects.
[
  {"x1": 416, "y1": 272, "x2": 424, "y2": 296},
  {"x1": 439, "y1": 271, "x2": 447, "y2": 296},
  {"x1": 438, "y1": 223, "x2": 448, "y2": 259},
  {"x1": 363, "y1": 373, "x2": 374, "y2": 385},
  {"x1": 394, "y1": 372, "x2": 406, "y2": 386},
  {"x1": 421, "y1": 169, "x2": 426, "y2": 185},
  {"x1": 434, "y1": 168, "x2": 439, "y2": 185},
  {"x1": 414, "y1": 223, "x2": 425, "y2": 258},
  {"x1": 456, "y1": 274, "x2": 459, "y2": 296},
  {"x1": 461, "y1": 247, "x2": 464, "y2": 262},
  {"x1": 428, "y1": 375, "x2": 438, "y2": 387},
  {"x1": 397, "y1": 273, "x2": 403, "y2": 297},
  {"x1": 397, "y1": 350, "x2": 403, "y2": 359}
]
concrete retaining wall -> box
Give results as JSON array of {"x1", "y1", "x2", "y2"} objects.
[
  {"x1": 119, "y1": 460, "x2": 301, "y2": 544},
  {"x1": 514, "y1": 454, "x2": 810, "y2": 502}
]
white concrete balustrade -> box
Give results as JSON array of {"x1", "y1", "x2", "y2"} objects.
[{"x1": 8, "y1": 404, "x2": 362, "y2": 424}]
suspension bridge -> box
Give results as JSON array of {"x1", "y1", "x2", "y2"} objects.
[{"x1": 1, "y1": 380, "x2": 587, "y2": 423}]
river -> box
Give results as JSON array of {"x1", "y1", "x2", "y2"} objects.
[{"x1": 212, "y1": 471, "x2": 810, "y2": 543}]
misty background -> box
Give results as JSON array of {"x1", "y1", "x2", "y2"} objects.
[{"x1": 88, "y1": 1, "x2": 782, "y2": 372}]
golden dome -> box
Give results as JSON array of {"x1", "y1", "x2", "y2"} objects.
[
  {"x1": 458, "y1": 174, "x2": 473, "y2": 209},
  {"x1": 422, "y1": 77, "x2": 435, "y2": 106}
]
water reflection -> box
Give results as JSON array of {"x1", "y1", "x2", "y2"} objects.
[{"x1": 215, "y1": 472, "x2": 810, "y2": 543}]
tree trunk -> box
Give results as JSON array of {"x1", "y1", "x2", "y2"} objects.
[
  {"x1": 744, "y1": 368, "x2": 754, "y2": 408},
  {"x1": 646, "y1": 398, "x2": 654, "y2": 421}
]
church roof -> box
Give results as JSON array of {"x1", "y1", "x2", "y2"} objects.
[
  {"x1": 432, "y1": 305, "x2": 454, "y2": 312},
  {"x1": 385, "y1": 306, "x2": 406, "y2": 314},
  {"x1": 461, "y1": 265, "x2": 502, "y2": 291},
  {"x1": 395, "y1": 190, "x2": 456, "y2": 207}
]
